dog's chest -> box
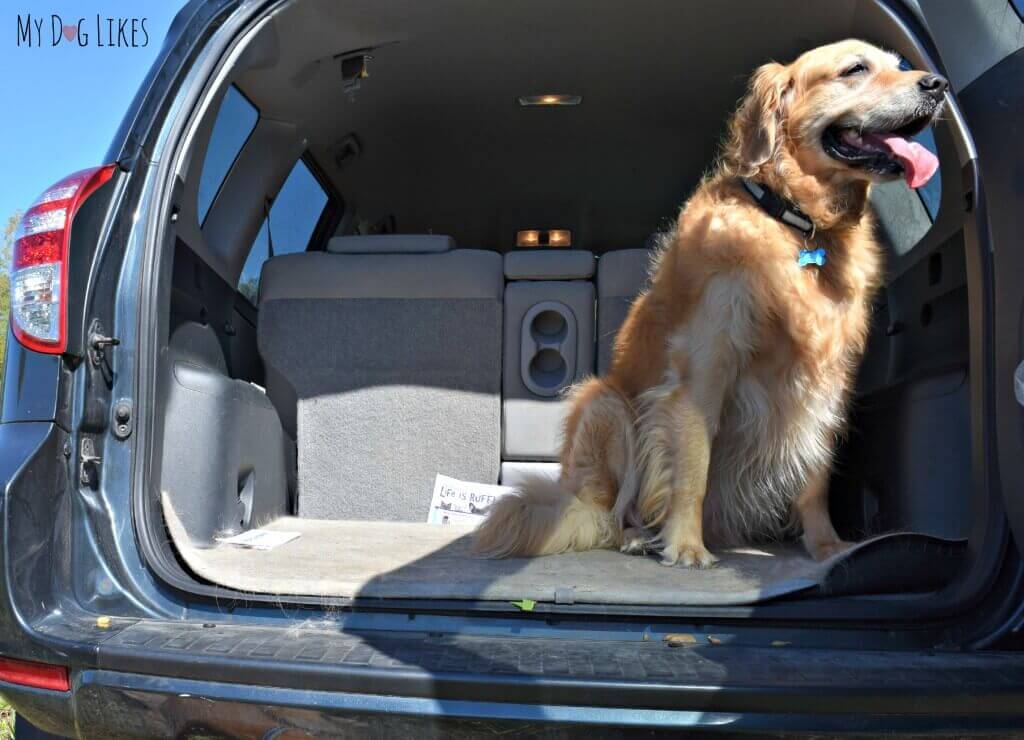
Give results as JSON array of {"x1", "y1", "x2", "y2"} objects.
[
  {"x1": 706, "y1": 349, "x2": 848, "y2": 543},
  {"x1": 711, "y1": 270, "x2": 864, "y2": 499},
  {"x1": 720, "y1": 360, "x2": 845, "y2": 464}
]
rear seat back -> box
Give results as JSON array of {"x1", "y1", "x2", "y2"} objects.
[
  {"x1": 258, "y1": 235, "x2": 503, "y2": 521},
  {"x1": 596, "y1": 248, "x2": 652, "y2": 374}
]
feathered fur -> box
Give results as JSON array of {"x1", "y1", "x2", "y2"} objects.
[{"x1": 475, "y1": 378, "x2": 638, "y2": 557}]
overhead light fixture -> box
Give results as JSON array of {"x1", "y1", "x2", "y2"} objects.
[
  {"x1": 517, "y1": 230, "x2": 540, "y2": 247},
  {"x1": 547, "y1": 229, "x2": 571, "y2": 247},
  {"x1": 516, "y1": 229, "x2": 573, "y2": 248},
  {"x1": 518, "y1": 94, "x2": 582, "y2": 107}
]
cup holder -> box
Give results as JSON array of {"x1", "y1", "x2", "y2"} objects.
[
  {"x1": 521, "y1": 301, "x2": 577, "y2": 397},
  {"x1": 529, "y1": 349, "x2": 568, "y2": 391},
  {"x1": 532, "y1": 310, "x2": 568, "y2": 342}
]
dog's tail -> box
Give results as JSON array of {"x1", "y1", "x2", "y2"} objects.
[
  {"x1": 474, "y1": 380, "x2": 639, "y2": 558},
  {"x1": 473, "y1": 474, "x2": 619, "y2": 558}
]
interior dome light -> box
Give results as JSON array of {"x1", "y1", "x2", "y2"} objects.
[{"x1": 518, "y1": 94, "x2": 582, "y2": 106}]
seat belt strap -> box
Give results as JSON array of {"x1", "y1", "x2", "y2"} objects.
[{"x1": 264, "y1": 198, "x2": 275, "y2": 260}]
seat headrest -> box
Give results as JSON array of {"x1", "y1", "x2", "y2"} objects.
[
  {"x1": 597, "y1": 249, "x2": 652, "y2": 297},
  {"x1": 327, "y1": 234, "x2": 455, "y2": 254},
  {"x1": 504, "y1": 250, "x2": 595, "y2": 280}
]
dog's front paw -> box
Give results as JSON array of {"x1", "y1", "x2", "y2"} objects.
[
  {"x1": 660, "y1": 543, "x2": 718, "y2": 568},
  {"x1": 804, "y1": 536, "x2": 853, "y2": 562}
]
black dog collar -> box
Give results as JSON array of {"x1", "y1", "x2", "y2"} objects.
[{"x1": 740, "y1": 179, "x2": 815, "y2": 237}]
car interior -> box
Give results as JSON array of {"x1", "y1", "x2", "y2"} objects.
[{"x1": 148, "y1": 0, "x2": 983, "y2": 613}]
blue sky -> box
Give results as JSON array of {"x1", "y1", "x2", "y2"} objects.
[{"x1": 1, "y1": 1, "x2": 187, "y2": 226}]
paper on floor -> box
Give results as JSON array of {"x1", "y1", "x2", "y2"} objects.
[
  {"x1": 217, "y1": 529, "x2": 300, "y2": 550},
  {"x1": 428, "y1": 474, "x2": 515, "y2": 526}
]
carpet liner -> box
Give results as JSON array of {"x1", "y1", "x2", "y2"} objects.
[{"x1": 163, "y1": 495, "x2": 964, "y2": 605}]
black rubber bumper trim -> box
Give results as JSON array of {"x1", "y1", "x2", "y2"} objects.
[
  {"x1": 94, "y1": 620, "x2": 1024, "y2": 716},
  {"x1": 73, "y1": 668, "x2": 1024, "y2": 735}
]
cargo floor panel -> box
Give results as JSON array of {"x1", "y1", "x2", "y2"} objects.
[{"x1": 163, "y1": 496, "x2": 965, "y2": 605}]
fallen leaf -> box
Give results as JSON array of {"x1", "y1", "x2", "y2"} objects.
[
  {"x1": 664, "y1": 633, "x2": 697, "y2": 647},
  {"x1": 510, "y1": 599, "x2": 536, "y2": 612}
]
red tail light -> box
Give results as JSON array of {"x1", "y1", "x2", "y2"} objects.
[
  {"x1": 10, "y1": 165, "x2": 116, "y2": 354},
  {"x1": 0, "y1": 656, "x2": 70, "y2": 691}
]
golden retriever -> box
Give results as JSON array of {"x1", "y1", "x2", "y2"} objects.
[{"x1": 475, "y1": 40, "x2": 946, "y2": 566}]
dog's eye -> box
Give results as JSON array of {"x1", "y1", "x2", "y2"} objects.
[{"x1": 841, "y1": 62, "x2": 869, "y2": 77}]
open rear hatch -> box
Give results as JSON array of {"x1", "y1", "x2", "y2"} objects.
[{"x1": 141, "y1": 0, "x2": 992, "y2": 618}]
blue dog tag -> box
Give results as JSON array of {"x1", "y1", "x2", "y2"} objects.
[{"x1": 798, "y1": 248, "x2": 827, "y2": 268}]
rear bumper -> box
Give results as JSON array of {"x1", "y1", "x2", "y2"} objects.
[
  {"x1": 6, "y1": 618, "x2": 1024, "y2": 737},
  {"x1": 64, "y1": 668, "x2": 1024, "y2": 737}
]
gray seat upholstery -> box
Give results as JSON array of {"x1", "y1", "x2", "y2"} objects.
[
  {"x1": 503, "y1": 249, "x2": 595, "y2": 281},
  {"x1": 258, "y1": 237, "x2": 504, "y2": 521},
  {"x1": 326, "y1": 234, "x2": 455, "y2": 254},
  {"x1": 596, "y1": 248, "x2": 652, "y2": 374}
]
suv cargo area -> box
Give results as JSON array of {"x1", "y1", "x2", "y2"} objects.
[{"x1": 142, "y1": 0, "x2": 987, "y2": 617}]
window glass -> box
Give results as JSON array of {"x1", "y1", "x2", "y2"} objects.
[
  {"x1": 912, "y1": 126, "x2": 941, "y2": 220},
  {"x1": 237, "y1": 159, "x2": 329, "y2": 304},
  {"x1": 869, "y1": 180, "x2": 931, "y2": 257},
  {"x1": 197, "y1": 86, "x2": 259, "y2": 224},
  {"x1": 897, "y1": 57, "x2": 942, "y2": 221}
]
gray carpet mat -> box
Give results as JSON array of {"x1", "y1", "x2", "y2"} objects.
[{"x1": 163, "y1": 495, "x2": 963, "y2": 605}]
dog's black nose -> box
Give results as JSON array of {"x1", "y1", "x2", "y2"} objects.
[{"x1": 918, "y1": 73, "x2": 948, "y2": 98}]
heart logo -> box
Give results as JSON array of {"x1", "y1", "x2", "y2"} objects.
[{"x1": 62, "y1": 25, "x2": 77, "y2": 42}]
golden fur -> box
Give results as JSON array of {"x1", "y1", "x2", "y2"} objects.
[{"x1": 475, "y1": 40, "x2": 944, "y2": 566}]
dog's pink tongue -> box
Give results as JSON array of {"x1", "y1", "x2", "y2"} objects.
[{"x1": 864, "y1": 132, "x2": 939, "y2": 188}]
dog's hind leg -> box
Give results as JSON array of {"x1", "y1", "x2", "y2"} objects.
[
  {"x1": 568, "y1": 382, "x2": 663, "y2": 556},
  {"x1": 561, "y1": 378, "x2": 639, "y2": 537},
  {"x1": 620, "y1": 526, "x2": 658, "y2": 554}
]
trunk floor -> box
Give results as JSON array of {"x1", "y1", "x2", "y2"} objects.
[{"x1": 164, "y1": 497, "x2": 964, "y2": 605}]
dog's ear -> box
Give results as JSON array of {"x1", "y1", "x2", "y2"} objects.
[{"x1": 731, "y1": 62, "x2": 790, "y2": 173}]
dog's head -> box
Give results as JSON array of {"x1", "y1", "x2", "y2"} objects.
[{"x1": 727, "y1": 40, "x2": 946, "y2": 190}]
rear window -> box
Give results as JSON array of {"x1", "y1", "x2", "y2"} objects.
[
  {"x1": 196, "y1": 86, "x2": 259, "y2": 224},
  {"x1": 237, "y1": 159, "x2": 330, "y2": 304}
]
